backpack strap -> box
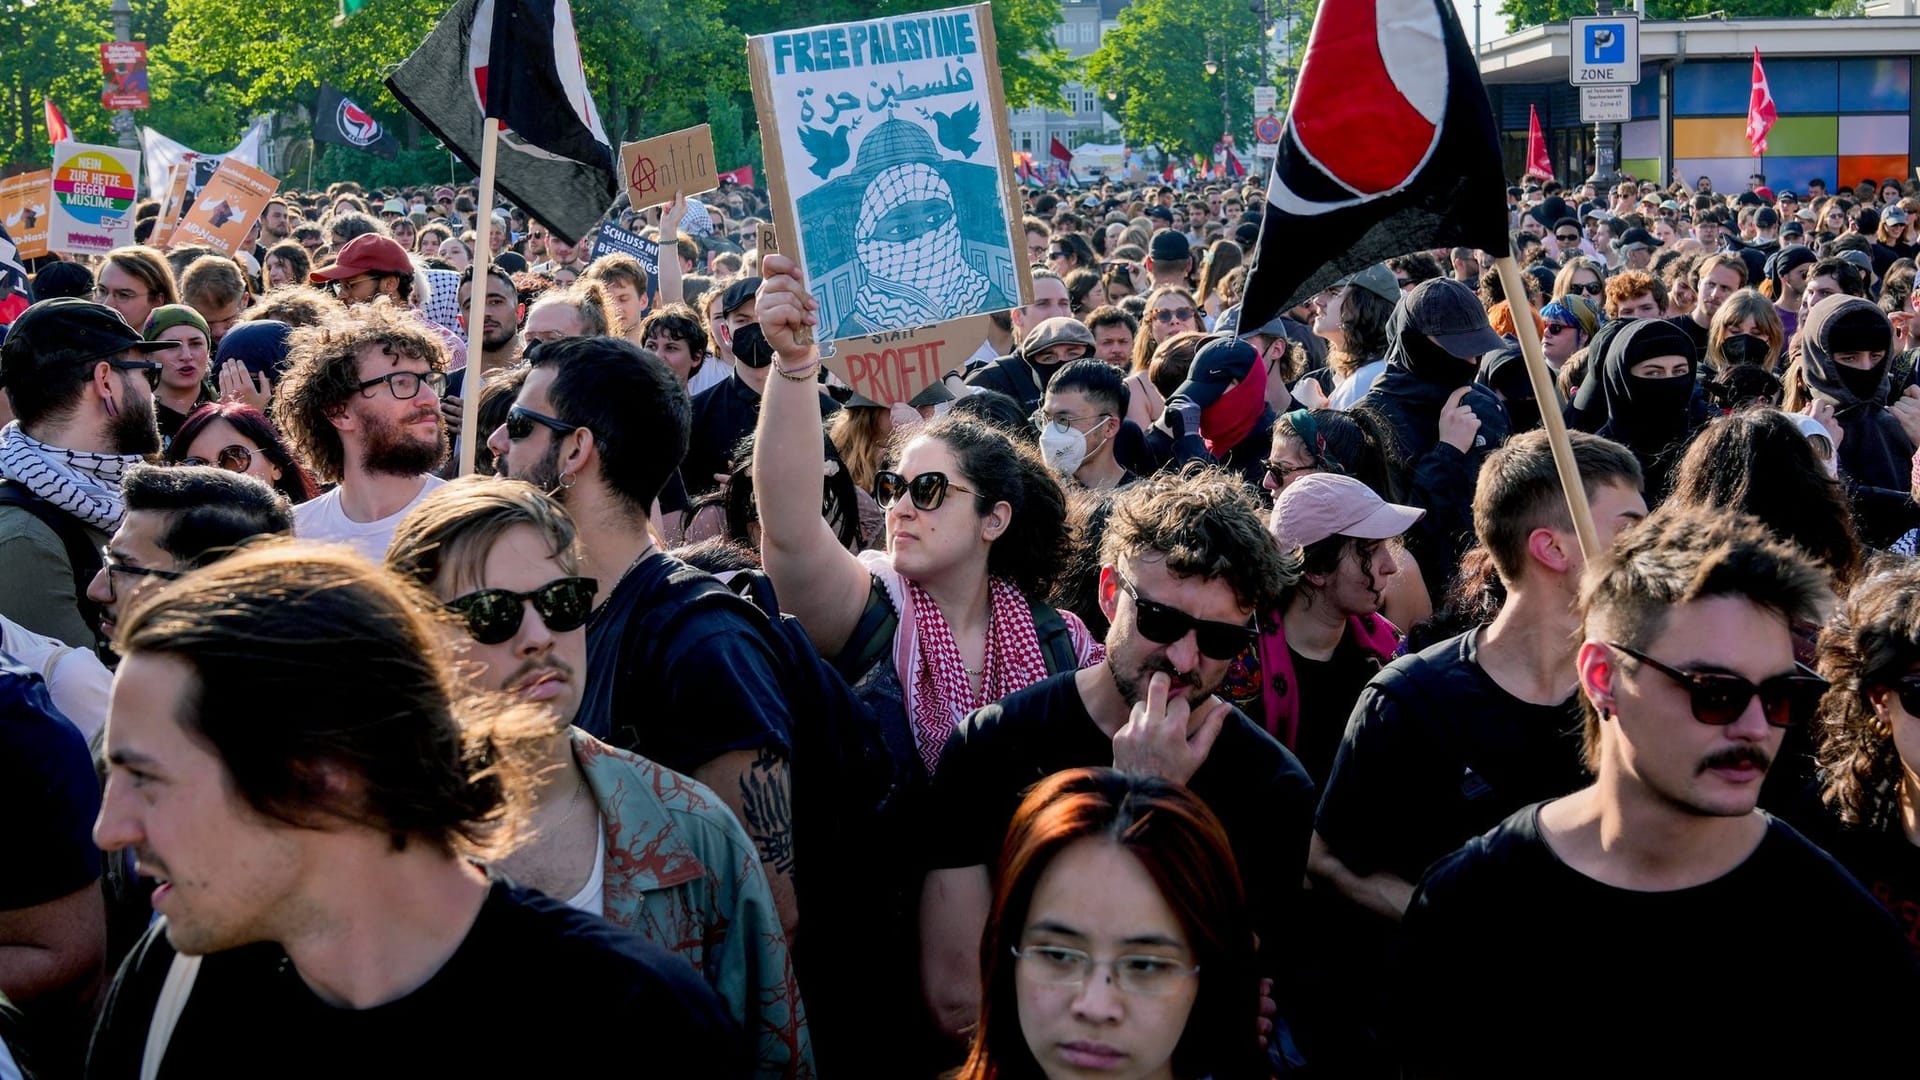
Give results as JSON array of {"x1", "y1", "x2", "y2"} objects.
[
  {"x1": 1028, "y1": 598, "x2": 1079, "y2": 676},
  {"x1": 0, "y1": 480, "x2": 104, "y2": 640},
  {"x1": 834, "y1": 576, "x2": 899, "y2": 687}
]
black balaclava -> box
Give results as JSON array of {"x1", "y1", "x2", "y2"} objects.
[{"x1": 1598, "y1": 318, "x2": 1697, "y2": 455}]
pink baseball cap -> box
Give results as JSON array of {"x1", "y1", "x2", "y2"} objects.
[{"x1": 1270, "y1": 473, "x2": 1424, "y2": 550}]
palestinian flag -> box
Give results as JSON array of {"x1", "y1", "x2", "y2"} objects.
[{"x1": 1238, "y1": 0, "x2": 1508, "y2": 331}]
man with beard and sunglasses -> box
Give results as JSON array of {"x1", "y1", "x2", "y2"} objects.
[
  {"x1": 1394, "y1": 503, "x2": 1920, "y2": 1076},
  {"x1": 385, "y1": 478, "x2": 813, "y2": 1079},
  {"x1": 916, "y1": 467, "x2": 1315, "y2": 1061},
  {"x1": 271, "y1": 299, "x2": 449, "y2": 562},
  {"x1": 0, "y1": 299, "x2": 177, "y2": 647}
]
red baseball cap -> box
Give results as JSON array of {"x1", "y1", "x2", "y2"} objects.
[{"x1": 309, "y1": 234, "x2": 415, "y2": 283}]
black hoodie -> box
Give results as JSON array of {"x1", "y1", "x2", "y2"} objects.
[{"x1": 1799, "y1": 294, "x2": 1919, "y2": 545}]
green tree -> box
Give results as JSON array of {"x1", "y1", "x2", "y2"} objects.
[
  {"x1": 1499, "y1": 0, "x2": 1842, "y2": 30},
  {"x1": 1085, "y1": 0, "x2": 1266, "y2": 160}
]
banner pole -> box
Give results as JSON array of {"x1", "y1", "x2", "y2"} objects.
[
  {"x1": 306, "y1": 138, "x2": 315, "y2": 191},
  {"x1": 1494, "y1": 254, "x2": 1599, "y2": 561},
  {"x1": 458, "y1": 116, "x2": 500, "y2": 477}
]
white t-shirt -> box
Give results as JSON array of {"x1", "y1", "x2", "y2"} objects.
[
  {"x1": 1327, "y1": 359, "x2": 1389, "y2": 411},
  {"x1": 0, "y1": 615, "x2": 112, "y2": 743},
  {"x1": 293, "y1": 475, "x2": 448, "y2": 564},
  {"x1": 563, "y1": 818, "x2": 608, "y2": 917},
  {"x1": 687, "y1": 354, "x2": 732, "y2": 398}
]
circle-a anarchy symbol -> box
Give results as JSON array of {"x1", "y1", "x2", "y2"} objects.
[{"x1": 631, "y1": 156, "x2": 659, "y2": 200}]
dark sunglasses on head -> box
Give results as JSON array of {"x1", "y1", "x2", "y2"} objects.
[
  {"x1": 505, "y1": 405, "x2": 581, "y2": 442},
  {"x1": 446, "y1": 577, "x2": 598, "y2": 645},
  {"x1": 1569, "y1": 281, "x2": 1604, "y2": 297},
  {"x1": 1117, "y1": 569, "x2": 1255, "y2": 661},
  {"x1": 1608, "y1": 643, "x2": 1828, "y2": 728},
  {"x1": 874, "y1": 470, "x2": 976, "y2": 512},
  {"x1": 180, "y1": 444, "x2": 255, "y2": 472},
  {"x1": 1152, "y1": 307, "x2": 1197, "y2": 324}
]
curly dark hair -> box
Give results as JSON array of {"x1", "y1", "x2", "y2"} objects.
[
  {"x1": 1100, "y1": 464, "x2": 1299, "y2": 613},
  {"x1": 271, "y1": 298, "x2": 448, "y2": 484},
  {"x1": 1815, "y1": 556, "x2": 1920, "y2": 829},
  {"x1": 910, "y1": 415, "x2": 1071, "y2": 599}
]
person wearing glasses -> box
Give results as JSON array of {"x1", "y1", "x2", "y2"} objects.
[
  {"x1": 1121, "y1": 286, "x2": 1200, "y2": 434},
  {"x1": 954, "y1": 768, "x2": 1265, "y2": 1080},
  {"x1": 385, "y1": 478, "x2": 812, "y2": 1078},
  {"x1": 1548, "y1": 255, "x2": 1606, "y2": 306},
  {"x1": 0, "y1": 299, "x2": 176, "y2": 648},
  {"x1": 84, "y1": 463, "x2": 291, "y2": 643},
  {"x1": 1035, "y1": 359, "x2": 1129, "y2": 490},
  {"x1": 271, "y1": 300, "x2": 449, "y2": 562},
  {"x1": 912, "y1": 466, "x2": 1309, "y2": 1054},
  {"x1": 164, "y1": 401, "x2": 317, "y2": 505},
  {"x1": 93, "y1": 246, "x2": 178, "y2": 334},
  {"x1": 1394, "y1": 504, "x2": 1919, "y2": 1076}
]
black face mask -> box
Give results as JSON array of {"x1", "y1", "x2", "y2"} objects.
[
  {"x1": 1400, "y1": 327, "x2": 1480, "y2": 388},
  {"x1": 1837, "y1": 360, "x2": 1886, "y2": 401},
  {"x1": 1504, "y1": 397, "x2": 1542, "y2": 434},
  {"x1": 729, "y1": 322, "x2": 775, "y2": 370},
  {"x1": 1719, "y1": 334, "x2": 1771, "y2": 368}
]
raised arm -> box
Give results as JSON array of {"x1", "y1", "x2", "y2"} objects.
[
  {"x1": 655, "y1": 192, "x2": 687, "y2": 309},
  {"x1": 752, "y1": 255, "x2": 875, "y2": 659}
]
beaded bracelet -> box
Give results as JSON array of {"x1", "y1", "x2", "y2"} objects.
[{"x1": 775, "y1": 357, "x2": 821, "y2": 382}]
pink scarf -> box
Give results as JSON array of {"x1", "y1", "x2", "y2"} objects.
[{"x1": 905, "y1": 577, "x2": 1052, "y2": 773}]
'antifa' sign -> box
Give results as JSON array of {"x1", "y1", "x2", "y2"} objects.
[{"x1": 748, "y1": 3, "x2": 1030, "y2": 343}]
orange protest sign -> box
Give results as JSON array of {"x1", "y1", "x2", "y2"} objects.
[
  {"x1": 151, "y1": 164, "x2": 189, "y2": 249},
  {"x1": 0, "y1": 171, "x2": 51, "y2": 258},
  {"x1": 619, "y1": 124, "x2": 718, "y2": 213},
  {"x1": 174, "y1": 158, "x2": 278, "y2": 255},
  {"x1": 824, "y1": 315, "x2": 991, "y2": 407}
]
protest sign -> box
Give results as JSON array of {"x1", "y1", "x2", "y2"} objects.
[
  {"x1": 48, "y1": 142, "x2": 139, "y2": 256},
  {"x1": 748, "y1": 3, "x2": 1030, "y2": 341},
  {"x1": 0, "y1": 171, "x2": 52, "y2": 259},
  {"x1": 174, "y1": 157, "x2": 279, "y2": 255},
  {"x1": 100, "y1": 42, "x2": 150, "y2": 110},
  {"x1": 824, "y1": 315, "x2": 991, "y2": 407},
  {"x1": 587, "y1": 222, "x2": 659, "y2": 274},
  {"x1": 755, "y1": 221, "x2": 779, "y2": 258},
  {"x1": 619, "y1": 124, "x2": 719, "y2": 213},
  {"x1": 150, "y1": 164, "x2": 189, "y2": 248}
]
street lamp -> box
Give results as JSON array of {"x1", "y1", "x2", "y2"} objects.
[
  {"x1": 1204, "y1": 55, "x2": 1220, "y2": 76},
  {"x1": 1106, "y1": 87, "x2": 1118, "y2": 101}
]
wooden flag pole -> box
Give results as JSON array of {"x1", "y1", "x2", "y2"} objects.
[
  {"x1": 457, "y1": 116, "x2": 500, "y2": 477},
  {"x1": 1493, "y1": 254, "x2": 1600, "y2": 562}
]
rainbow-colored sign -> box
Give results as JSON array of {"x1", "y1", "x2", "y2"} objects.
[{"x1": 48, "y1": 140, "x2": 139, "y2": 255}]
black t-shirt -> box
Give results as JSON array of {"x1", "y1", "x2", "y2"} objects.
[
  {"x1": 1395, "y1": 805, "x2": 1920, "y2": 1078},
  {"x1": 683, "y1": 372, "x2": 839, "y2": 500},
  {"x1": 1663, "y1": 312, "x2": 1710, "y2": 362},
  {"x1": 1809, "y1": 819, "x2": 1920, "y2": 963},
  {"x1": 2, "y1": 663, "x2": 101, "y2": 910},
  {"x1": 1315, "y1": 628, "x2": 1588, "y2": 885},
  {"x1": 579, "y1": 552, "x2": 793, "y2": 773},
  {"x1": 923, "y1": 671, "x2": 1317, "y2": 967},
  {"x1": 1288, "y1": 635, "x2": 1382, "y2": 789},
  {"x1": 86, "y1": 878, "x2": 749, "y2": 1079}
]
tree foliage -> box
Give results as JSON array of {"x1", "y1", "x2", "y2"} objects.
[
  {"x1": 1499, "y1": 0, "x2": 1850, "y2": 31},
  {"x1": 1, "y1": 0, "x2": 1071, "y2": 185},
  {"x1": 1085, "y1": 0, "x2": 1267, "y2": 159}
]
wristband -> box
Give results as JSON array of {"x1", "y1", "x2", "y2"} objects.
[{"x1": 776, "y1": 358, "x2": 821, "y2": 382}]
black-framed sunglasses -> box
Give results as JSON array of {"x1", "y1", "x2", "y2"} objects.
[
  {"x1": 445, "y1": 577, "x2": 598, "y2": 645},
  {"x1": 356, "y1": 369, "x2": 447, "y2": 400},
  {"x1": 1152, "y1": 307, "x2": 1197, "y2": 324},
  {"x1": 179, "y1": 444, "x2": 255, "y2": 472},
  {"x1": 505, "y1": 405, "x2": 581, "y2": 442},
  {"x1": 1568, "y1": 281, "x2": 1604, "y2": 297},
  {"x1": 1606, "y1": 643, "x2": 1828, "y2": 728},
  {"x1": 1263, "y1": 458, "x2": 1316, "y2": 486},
  {"x1": 1116, "y1": 569, "x2": 1256, "y2": 661},
  {"x1": 874, "y1": 470, "x2": 976, "y2": 512},
  {"x1": 108, "y1": 358, "x2": 164, "y2": 389},
  {"x1": 1555, "y1": 232, "x2": 1582, "y2": 243},
  {"x1": 1048, "y1": 249, "x2": 1073, "y2": 260},
  {"x1": 1545, "y1": 322, "x2": 1576, "y2": 336},
  {"x1": 1879, "y1": 675, "x2": 1920, "y2": 718}
]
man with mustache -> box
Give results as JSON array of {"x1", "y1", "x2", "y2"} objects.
[
  {"x1": 385, "y1": 478, "x2": 812, "y2": 1079},
  {"x1": 916, "y1": 467, "x2": 1315, "y2": 1064},
  {"x1": 1394, "y1": 504, "x2": 1920, "y2": 1076},
  {"x1": 271, "y1": 300, "x2": 449, "y2": 562}
]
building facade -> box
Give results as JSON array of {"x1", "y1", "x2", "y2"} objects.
[{"x1": 1007, "y1": 0, "x2": 1127, "y2": 158}]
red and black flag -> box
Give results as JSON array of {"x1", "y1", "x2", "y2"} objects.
[
  {"x1": 314, "y1": 86, "x2": 401, "y2": 160},
  {"x1": 1238, "y1": 0, "x2": 1508, "y2": 331},
  {"x1": 386, "y1": 0, "x2": 616, "y2": 244}
]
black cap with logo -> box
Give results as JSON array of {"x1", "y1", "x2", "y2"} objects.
[{"x1": 0, "y1": 298, "x2": 179, "y2": 389}]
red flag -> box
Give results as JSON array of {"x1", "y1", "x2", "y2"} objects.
[
  {"x1": 1161, "y1": 162, "x2": 1176, "y2": 183},
  {"x1": 1049, "y1": 135, "x2": 1073, "y2": 163},
  {"x1": 1746, "y1": 48, "x2": 1776, "y2": 156},
  {"x1": 44, "y1": 99, "x2": 71, "y2": 144},
  {"x1": 1525, "y1": 104, "x2": 1551, "y2": 181},
  {"x1": 1227, "y1": 146, "x2": 1246, "y2": 177}
]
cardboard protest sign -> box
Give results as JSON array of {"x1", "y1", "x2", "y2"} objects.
[
  {"x1": 150, "y1": 164, "x2": 189, "y2": 248},
  {"x1": 824, "y1": 315, "x2": 991, "y2": 407},
  {"x1": 174, "y1": 157, "x2": 279, "y2": 255},
  {"x1": 619, "y1": 124, "x2": 718, "y2": 213},
  {"x1": 749, "y1": 4, "x2": 1030, "y2": 343},
  {"x1": 48, "y1": 142, "x2": 139, "y2": 256},
  {"x1": 100, "y1": 42, "x2": 150, "y2": 110},
  {"x1": 755, "y1": 221, "x2": 779, "y2": 258},
  {"x1": 0, "y1": 171, "x2": 52, "y2": 259}
]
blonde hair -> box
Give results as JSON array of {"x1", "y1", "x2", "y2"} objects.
[{"x1": 1707, "y1": 289, "x2": 1785, "y2": 373}]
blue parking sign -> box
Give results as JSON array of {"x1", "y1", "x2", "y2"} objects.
[
  {"x1": 1569, "y1": 16, "x2": 1639, "y2": 85},
  {"x1": 1584, "y1": 24, "x2": 1625, "y2": 64}
]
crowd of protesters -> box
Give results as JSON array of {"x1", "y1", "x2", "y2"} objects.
[{"x1": 2, "y1": 162, "x2": 1920, "y2": 1080}]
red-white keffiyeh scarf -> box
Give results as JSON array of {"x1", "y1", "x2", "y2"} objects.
[{"x1": 905, "y1": 576, "x2": 1050, "y2": 773}]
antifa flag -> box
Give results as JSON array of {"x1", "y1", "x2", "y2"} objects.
[
  {"x1": 1238, "y1": 0, "x2": 1509, "y2": 330},
  {"x1": 314, "y1": 86, "x2": 401, "y2": 160},
  {"x1": 0, "y1": 222, "x2": 29, "y2": 324},
  {"x1": 386, "y1": 0, "x2": 617, "y2": 244}
]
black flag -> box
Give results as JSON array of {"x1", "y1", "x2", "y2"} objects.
[
  {"x1": 385, "y1": 0, "x2": 617, "y2": 244},
  {"x1": 313, "y1": 86, "x2": 401, "y2": 160},
  {"x1": 1238, "y1": 0, "x2": 1509, "y2": 332}
]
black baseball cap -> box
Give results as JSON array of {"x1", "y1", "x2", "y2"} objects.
[
  {"x1": 1149, "y1": 229, "x2": 1191, "y2": 262},
  {"x1": 1146, "y1": 206, "x2": 1174, "y2": 222},
  {"x1": 719, "y1": 276, "x2": 763, "y2": 317},
  {"x1": 0, "y1": 298, "x2": 178, "y2": 388},
  {"x1": 1404, "y1": 279, "x2": 1505, "y2": 359}
]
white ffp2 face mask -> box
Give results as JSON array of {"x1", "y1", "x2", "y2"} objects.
[{"x1": 1039, "y1": 419, "x2": 1111, "y2": 478}]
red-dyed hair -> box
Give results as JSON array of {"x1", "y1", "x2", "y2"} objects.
[
  {"x1": 952, "y1": 768, "x2": 1259, "y2": 1080},
  {"x1": 166, "y1": 402, "x2": 319, "y2": 505}
]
